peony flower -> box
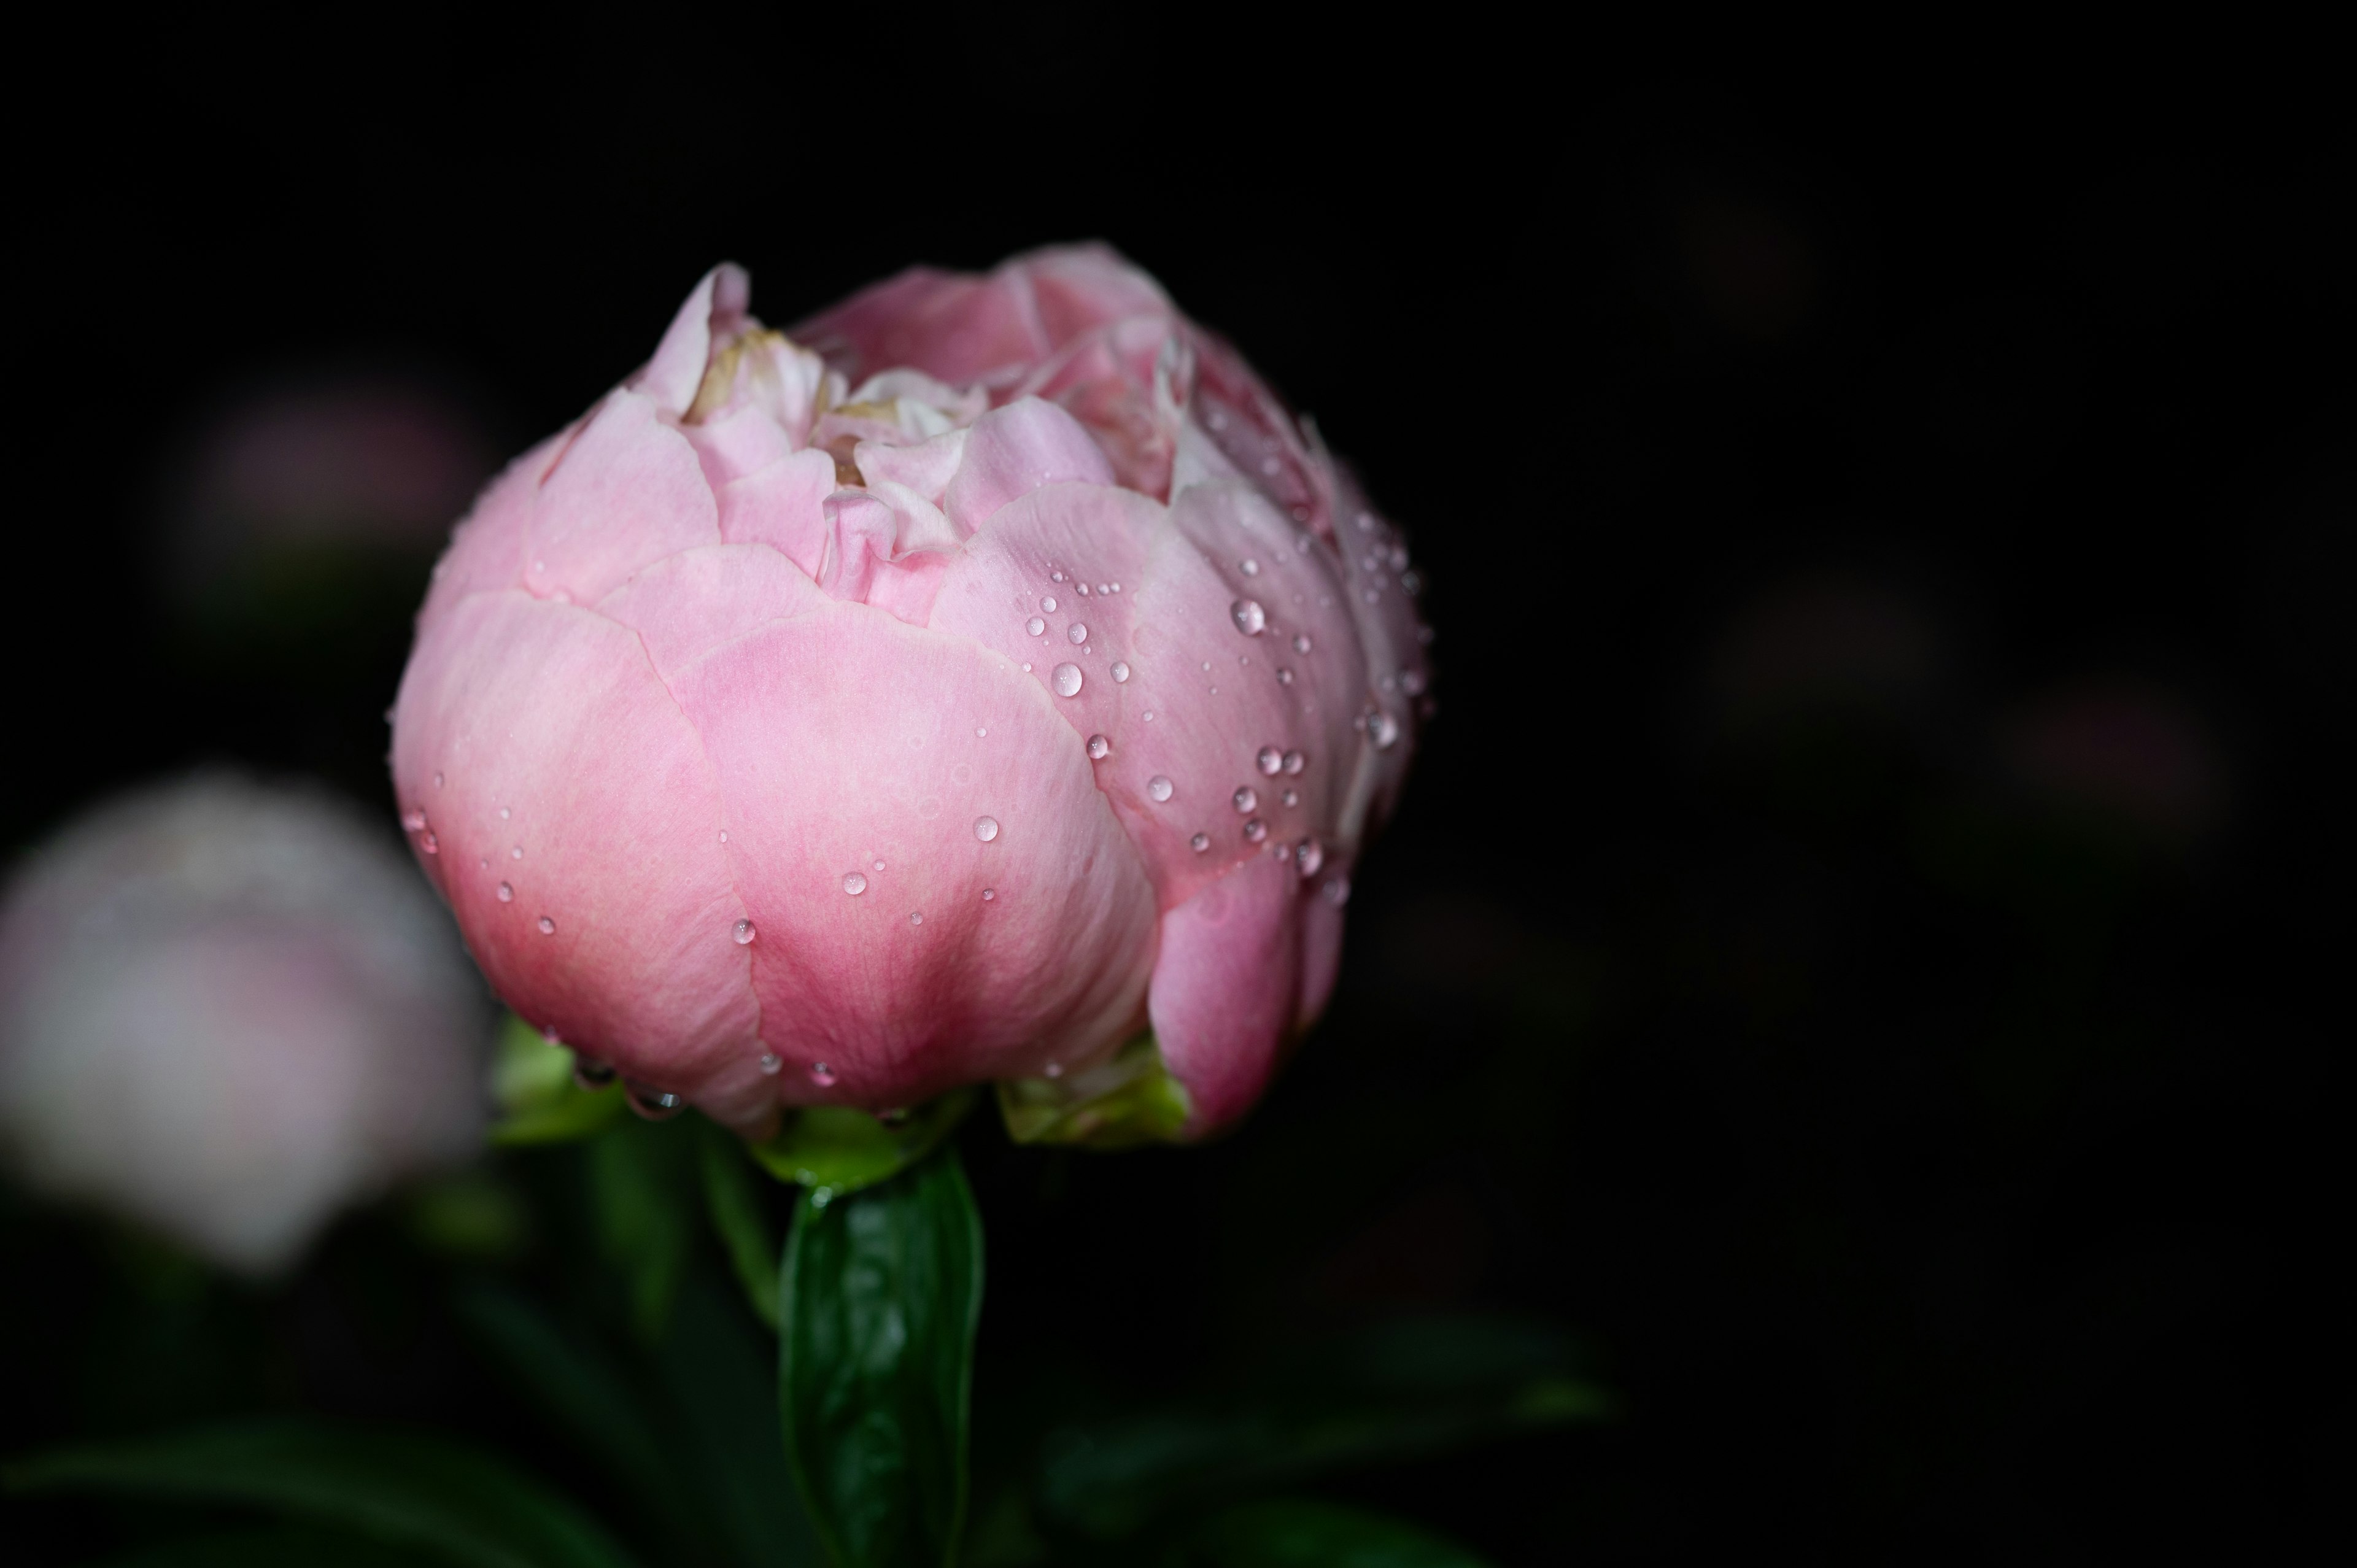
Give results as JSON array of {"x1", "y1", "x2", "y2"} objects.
[
  {"x1": 390, "y1": 246, "x2": 1426, "y2": 1139},
  {"x1": 0, "y1": 776, "x2": 490, "y2": 1274}
]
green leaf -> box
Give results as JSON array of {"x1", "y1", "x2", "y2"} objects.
[
  {"x1": 746, "y1": 1089, "x2": 977, "y2": 1200},
  {"x1": 1037, "y1": 1314, "x2": 1611, "y2": 1540},
  {"x1": 490, "y1": 1013, "x2": 625, "y2": 1146},
  {"x1": 780, "y1": 1148, "x2": 983, "y2": 1568},
  {"x1": 1185, "y1": 1499, "x2": 1496, "y2": 1567},
  {"x1": 700, "y1": 1123, "x2": 781, "y2": 1329},
  {"x1": 994, "y1": 1033, "x2": 1189, "y2": 1149},
  {"x1": 3, "y1": 1418, "x2": 638, "y2": 1568}
]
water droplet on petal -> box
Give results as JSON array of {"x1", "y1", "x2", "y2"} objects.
[
  {"x1": 1231, "y1": 599, "x2": 1267, "y2": 635},
  {"x1": 573, "y1": 1056, "x2": 615, "y2": 1089},
  {"x1": 720, "y1": 829, "x2": 730, "y2": 842},
  {"x1": 1283, "y1": 749, "x2": 1306, "y2": 774},
  {"x1": 1050, "y1": 570, "x2": 1066, "y2": 582},
  {"x1": 1401, "y1": 670, "x2": 1426, "y2": 696},
  {"x1": 1068, "y1": 622, "x2": 1088, "y2": 644},
  {"x1": 1052, "y1": 663, "x2": 1083, "y2": 697},
  {"x1": 909, "y1": 911, "x2": 923, "y2": 925},
  {"x1": 1244, "y1": 818, "x2": 1268, "y2": 843},
  {"x1": 1026, "y1": 616, "x2": 1046, "y2": 636},
  {"x1": 538, "y1": 914, "x2": 556, "y2": 933},
  {"x1": 843, "y1": 872, "x2": 867, "y2": 895},
  {"x1": 1293, "y1": 633, "x2": 1312, "y2": 654},
  {"x1": 497, "y1": 881, "x2": 514, "y2": 902},
  {"x1": 1111, "y1": 661, "x2": 1131, "y2": 683},
  {"x1": 500, "y1": 806, "x2": 512, "y2": 821},
  {"x1": 1240, "y1": 558, "x2": 1260, "y2": 575},
  {"x1": 1087, "y1": 734, "x2": 1111, "y2": 760},
  {"x1": 873, "y1": 859, "x2": 885, "y2": 871},
  {"x1": 733, "y1": 918, "x2": 756, "y2": 944},
  {"x1": 1369, "y1": 711, "x2": 1401, "y2": 749},
  {"x1": 972, "y1": 816, "x2": 1000, "y2": 843},
  {"x1": 981, "y1": 887, "x2": 996, "y2": 901},
  {"x1": 511, "y1": 845, "x2": 524, "y2": 859},
  {"x1": 810, "y1": 1062, "x2": 837, "y2": 1086},
  {"x1": 1277, "y1": 667, "x2": 1295, "y2": 684},
  {"x1": 1190, "y1": 832, "x2": 1210, "y2": 852},
  {"x1": 1233, "y1": 786, "x2": 1258, "y2": 813},
  {"x1": 1257, "y1": 746, "x2": 1282, "y2": 776},
  {"x1": 625, "y1": 1082, "x2": 685, "y2": 1121},
  {"x1": 1042, "y1": 595, "x2": 1058, "y2": 612},
  {"x1": 1294, "y1": 839, "x2": 1325, "y2": 878},
  {"x1": 1282, "y1": 787, "x2": 1299, "y2": 807},
  {"x1": 402, "y1": 808, "x2": 427, "y2": 832},
  {"x1": 420, "y1": 830, "x2": 438, "y2": 854},
  {"x1": 977, "y1": 726, "x2": 988, "y2": 738},
  {"x1": 759, "y1": 1052, "x2": 783, "y2": 1075},
  {"x1": 1148, "y1": 775, "x2": 1174, "y2": 803},
  {"x1": 1323, "y1": 876, "x2": 1352, "y2": 905},
  {"x1": 1077, "y1": 582, "x2": 1091, "y2": 595}
]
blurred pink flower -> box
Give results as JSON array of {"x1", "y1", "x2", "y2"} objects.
[
  {"x1": 0, "y1": 776, "x2": 489, "y2": 1274},
  {"x1": 391, "y1": 247, "x2": 1425, "y2": 1138}
]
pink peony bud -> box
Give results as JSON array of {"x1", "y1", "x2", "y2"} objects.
[
  {"x1": 390, "y1": 246, "x2": 1425, "y2": 1139},
  {"x1": 0, "y1": 776, "x2": 490, "y2": 1274}
]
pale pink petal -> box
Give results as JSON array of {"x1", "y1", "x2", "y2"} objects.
[
  {"x1": 718, "y1": 447, "x2": 837, "y2": 578},
  {"x1": 594, "y1": 543, "x2": 830, "y2": 680},
  {"x1": 793, "y1": 266, "x2": 1049, "y2": 387},
  {"x1": 683, "y1": 402, "x2": 795, "y2": 488},
  {"x1": 635, "y1": 264, "x2": 751, "y2": 415},
  {"x1": 389, "y1": 590, "x2": 767, "y2": 1125},
  {"x1": 662, "y1": 603, "x2": 1158, "y2": 1109},
  {"x1": 854, "y1": 427, "x2": 967, "y2": 504},
  {"x1": 418, "y1": 429, "x2": 563, "y2": 628},
  {"x1": 1022, "y1": 245, "x2": 1173, "y2": 344},
  {"x1": 942, "y1": 398, "x2": 1118, "y2": 535},
  {"x1": 527, "y1": 391, "x2": 721, "y2": 603},
  {"x1": 1148, "y1": 849, "x2": 1303, "y2": 1137}
]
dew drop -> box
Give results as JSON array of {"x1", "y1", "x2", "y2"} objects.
[
  {"x1": 973, "y1": 815, "x2": 1000, "y2": 843},
  {"x1": 759, "y1": 1052, "x2": 783, "y2": 1075},
  {"x1": 1026, "y1": 616, "x2": 1046, "y2": 636},
  {"x1": 1148, "y1": 775, "x2": 1174, "y2": 803},
  {"x1": 1110, "y1": 582, "x2": 1122, "y2": 593},
  {"x1": 1240, "y1": 558, "x2": 1260, "y2": 576},
  {"x1": 500, "y1": 806, "x2": 512, "y2": 821},
  {"x1": 1244, "y1": 817, "x2": 1268, "y2": 843},
  {"x1": 909, "y1": 911, "x2": 923, "y2": 925},
  {"x1": 1401, "y1": 670, "x2": 1427, "y2": 696},
  {"x1": 1068, "y1": 622, "x2": 1088, "y2": 644},
  {"x1": 537, "y1": 915, "x2": 556, "y2": 934},
  {"x1": 1369, "y1": 711, "x2": 1401, "y2": 749},
  {"x1": 977, "y1": 725, "x2": 988, "y2": 738},
  {"x1": 625, "y1": 1083, "x2": 685, "y2": 1121},
  {"x1": 574, "y1": 1056, "x2": 616, "y2": 1090},
  {"x1": 1190, "y1": 832, "x2": 1210, "y2": 852},
  {"x1": 1077, "y1": 582, "x2": 1091, "y2": 596},
  {"x1": 873, "y1": 859, "x2": 886, "y2": 871},
  {"x1": 1233, "y1": 786, "x2": 1258, "y2": 813},
  {"x1": 1256, "y1": 746, "x2": 1282, "y2": 776},
  {"x1": 733, "y1": 918, "x2": 756, "y2": 944},
  {"x1": 1087, "y1": 734, "x2": 1111, "y2": 760},
  {"x1": 1050, "y1": 569, "x2": 1067, "y2": 581},
  {"x1": 1323, "y1": 876, "x2": 1352, "y2": 906},
  {"x1": 1293, "y1": 633, "x2": 1312, "y2": 654},
  {"x1": 1231, "y1": 598, "x2": 1267, "y2": 635},
  {"x1": 1294, "y1": 839, "x2": 1325, "y2": 878},
  {"x1": 497, "y1": 881, "x2": 513, "y2": 902},
  {"x1": 1022, "y1": 662, "x2": 1032, "y2": 672},
  {"x1": 420, "y1": 830, "x2": 438, "y2": 854},
  {"x1": 401, "y1": 808, "x2": 427, "y2": 832},
  {"x1": 1282, "y1": 787, "x2": 1299, "y2": 807},
  {"x1": 1283, "y1": 749, "x2": 1306, "y2": 774},
  {"x1": 1144, "y1": 710, "x2": 1156, "y2": 721},
  {"x1": 843, "y1": 872, "x2": 867, "y2": 895},
  {"x1": 810, "y1": 1062, "x2": 837, "y2": 1086},
  {"x1": 1042, "y1": 595, "x2": 1058, "y2": 612},
  {"x1": 1052, "y1": 663, "x2": 1083, "y2": 697},
  {"x1": 1111, "y1": 661, "x2": 1132, "y2": 683},
  {"x1": 1277, "y1": 667, "x2": 1295, "y2": 685},
  {"x1": 981, "y1": 887, "x2": 996, "y2": 901}
]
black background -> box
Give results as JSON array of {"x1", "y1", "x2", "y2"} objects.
[{"x1": 6, "y1": 22, "x2": 2350, "y2": 1564}]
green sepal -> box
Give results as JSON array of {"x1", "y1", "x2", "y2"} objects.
[
  {"x1": 487, "y1": 1012, "x2": 624, "y2": 1146},
  {"x1": 745, "y1": 1088, "x2": 977, "y2": 1201},
  {"x1": 995, "y1": 1032, "x2": 1190, "y2": 1149}
]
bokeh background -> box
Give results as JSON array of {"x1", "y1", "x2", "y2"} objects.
[{"x1": 7, "y1": 29, "x2": 2348, "y2": 1564}]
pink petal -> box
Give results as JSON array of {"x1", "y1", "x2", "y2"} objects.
[
  {"x1": 418, "y1": 428, "x2": 563, "y2": 628},
  {"x1": 942, "y1": 398, "x2": 1117, "y2": 535},
  {"x1": 594, "y1": 543, "x2": 830, "y2": 679},
  {"x1": 527, "y1": 391, "x2": 721, "y2": 603},
  {"x1": 635, "y1": 263, "x2": 751, "y2": 416},
  {"x1": 661, "y1": 601, "x2": 1158, "y2": 1109},
  {"x1": 717, "y1": 447, "x2": 837, "y2": 579},
  {"x1": 390, "y1": 590, "x2": 768, "y2": 1128},
  {"x1": 1148, "y1": 848, "x2": 1304, "y2": 1137},
  {"x1": 854, "y1": 427, "x2": 968, "y2": 506}
]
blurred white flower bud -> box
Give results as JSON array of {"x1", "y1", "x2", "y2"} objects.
[{"x1": 0, "y1": 775, "x2": 490, "y2": 1274}]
